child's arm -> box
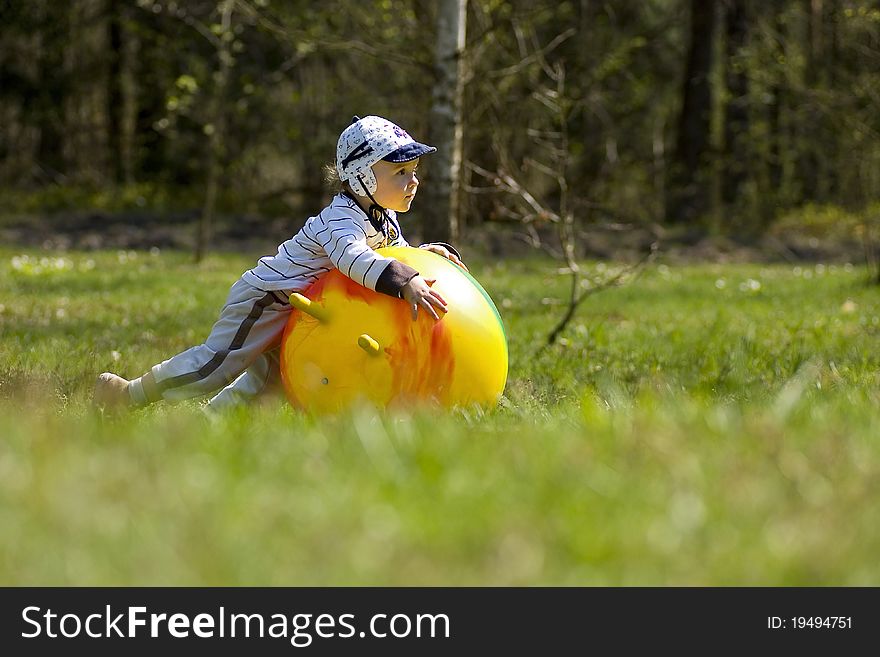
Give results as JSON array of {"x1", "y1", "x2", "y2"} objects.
[
  {"x1": 419, "y1": 242, "x2": 468, "y2": 271},
  {"x1": 316, "y1": 213, "x2": 438, "y2": 315},
  {"x1": 399, "y1": 276, "x2": 447, "y2": 321}
]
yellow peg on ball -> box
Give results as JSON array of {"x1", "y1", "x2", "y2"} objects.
[
  {"x1": 358, "y1": 333, "x2": 381, "y2": 356},
  {"x1": 289, "y1": 292, "x2": 329, "y2": 322}
]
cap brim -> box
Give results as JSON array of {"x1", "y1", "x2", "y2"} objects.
[{"x1": 383, "y1": 142, "x2": 437, "y2": 163}]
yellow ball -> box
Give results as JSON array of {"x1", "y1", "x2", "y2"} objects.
[{"x1": 280, "y1": 246, "x2": 508, "y2": 413}]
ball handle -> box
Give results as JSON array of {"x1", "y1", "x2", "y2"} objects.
[
  {"x1": 289, "y1": 292, "x2": 329, "y2": 322},
  {"x1": 357, "y1": 334, "x2": 381, "y2": 356}
]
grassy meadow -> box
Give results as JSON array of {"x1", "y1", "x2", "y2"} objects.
[{"x1": 1, "y1": 245, "x2": 880, "y2": 585}]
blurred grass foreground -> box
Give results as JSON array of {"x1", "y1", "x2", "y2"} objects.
[{"x1": 2, "y1": 247, "x2": 880, "y2": 585}]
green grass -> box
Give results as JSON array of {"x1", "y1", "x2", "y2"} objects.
[{"x1": 2, "y1": 247, "x2": 880, "y2": 585}]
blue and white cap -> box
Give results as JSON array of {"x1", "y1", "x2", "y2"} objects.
[{"x1": 336, "y1": 115, "x2": 436, "y2": 196}]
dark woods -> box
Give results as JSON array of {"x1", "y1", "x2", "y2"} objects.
[{"x1": 1, "y1": 0, "x2": 878, "y2": 247}]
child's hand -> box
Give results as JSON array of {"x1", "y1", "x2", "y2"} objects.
[
  {"x1": 401, "y1": 276, "x2": 447, "y2": 321},
  {"x1": 419, "y1": 243, "x2": 469, "y2": 271}
]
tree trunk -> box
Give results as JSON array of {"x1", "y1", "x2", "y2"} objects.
[
  {"x1": 36, "y1": 0, "x2": 68, "y2": 181},
  {"x1": 798, "y1": 0, "x2": 830, "y2": 202},
  {"x1": 106, "y1": 0, "x2": 125, "y2": 185},
  {"x1": 665, "y1": 0, "x2": 717, "y2": 226},
  {"x1": 195, "y1": 1, "x2": 234, "y2": 264},
  {"x1": 721, "y1": 0, "x2": 749, "y2": 222},
  {"x1": 132, "y1": 10, "x2": 167, "y2": 179},
  {"x1": 820, "y1": 0, "x2": 839, "y2": 200},
  {"x1": 422, "y1": 0, "x2": 467, "y2": 244},
  {"x1": 756, "y1": 0, "x2": 793, "y2": 217}
]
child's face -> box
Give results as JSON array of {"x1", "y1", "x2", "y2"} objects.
[{"x1": 370, "y1": 159, "x2": 420, "y2": 212}]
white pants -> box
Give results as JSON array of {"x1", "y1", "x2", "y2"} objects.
[
  {"x1": 129, "y1": 279, "x2": 292, "y2": 410},
  {"x1": 206, "y1": 347, "x2": 283, "y2": 411}
]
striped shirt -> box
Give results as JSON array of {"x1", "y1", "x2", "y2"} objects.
[{"x1": 242, "y1": 193, "x2": 410, "y2": 293}]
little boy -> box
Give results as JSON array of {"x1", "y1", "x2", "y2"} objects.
[{"x1": 94, "y1": 115, "x2": 465, "y2": 411}]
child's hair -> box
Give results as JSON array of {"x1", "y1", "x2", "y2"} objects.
[{"x1": 323, "y1": 163, "x2": 348, "y2": 193}]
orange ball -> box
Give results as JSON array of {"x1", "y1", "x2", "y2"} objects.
[{"x1": 280, "y1": 246, "x2": 508, "y2": 413}]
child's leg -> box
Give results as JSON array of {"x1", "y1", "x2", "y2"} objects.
[
  {"x1": 204, "y1": 348, "x2": 282, "y2": 412},
  {"x1": 128, "y1": 280, "x2": 291, "y2": 405}
]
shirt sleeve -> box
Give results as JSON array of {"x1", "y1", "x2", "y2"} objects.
[
  {"x1": 313, "y1": 213, "x2": 416, "y2": 295},
  {"x1": 375, "y1": 260, "x2": 419, "y2": 297}
]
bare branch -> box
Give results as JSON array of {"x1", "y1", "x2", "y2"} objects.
[
  {"x1": 524, "y1": 157, "x2": 560, "y2": 180},
  {"x1": 486, "y1": 27, "x2": 576, "y2": 79},
  {"x1": 235, "y1": 0, "x2": 433, "y2": 72},
  {"x1": 467, "y1": 162, "x2": 560, "y2": 222},
  {"x1": 539, "y1": 242, "x2": 659, "y2": 352}
]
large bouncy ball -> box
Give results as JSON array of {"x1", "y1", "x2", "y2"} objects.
[{"x1": 280, "y1": 246, "x2": 508, "y2": 414}]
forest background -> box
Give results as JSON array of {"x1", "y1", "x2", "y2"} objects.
[{"x1": 2, "y1": 0, "x2": 878, "y2": 263}]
